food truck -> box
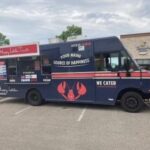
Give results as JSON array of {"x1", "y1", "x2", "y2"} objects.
[{"x1": 0, "y1": 36, "x2": 150, "y2": 112}]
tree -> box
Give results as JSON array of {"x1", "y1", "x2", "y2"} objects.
[
  {"x1": 56, "y1": 25, "x2": 82, "y2": 41},
  {"x1": 0, "y1": 32, "x2": 10, "y2": 46}
]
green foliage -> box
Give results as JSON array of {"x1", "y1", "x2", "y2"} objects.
[
  {"x1": 56, "y1": 25, "x2": 82, "y2": 41},
  {"x1": 0, "y1": 32, "x2": 10, "y2": 46}
]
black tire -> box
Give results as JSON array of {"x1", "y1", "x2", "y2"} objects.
[
  {"x1": 26, "y1": 90, "x2": 43, "y2": 106},
  {"x1": 120, "y1": 92, "x2": 144, "y2": 112}
]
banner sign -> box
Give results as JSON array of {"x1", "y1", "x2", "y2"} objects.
[{"x1": 0, "y1": 43, "x2": 39, "y2": 59}]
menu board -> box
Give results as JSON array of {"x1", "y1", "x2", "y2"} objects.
[{"x1": 0, "y1": 61, "x2": 7, "y2": 80}]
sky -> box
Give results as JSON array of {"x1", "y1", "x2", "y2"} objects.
[{"x1": 0, "y1": 0, "x2": 150, "y2": 44}]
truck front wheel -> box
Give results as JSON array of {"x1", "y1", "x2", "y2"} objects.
[
  {"x1": 120, "y1": 92, "x2": 144, "y2": 112},
  {"x1": 26, "y1": 90, "x2": 43, "y2": 106}
]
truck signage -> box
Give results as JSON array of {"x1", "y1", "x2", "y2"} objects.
[
  {"x1": 0, "y1": 43, "x2": 39, "y2": 59},
  {"x1": 53, "y1": 53, "x2": 90, "y2": 67}
]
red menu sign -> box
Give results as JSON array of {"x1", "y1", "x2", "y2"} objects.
[{"x1": 0, "y1": 43, "x2": 39, "y2": 59}]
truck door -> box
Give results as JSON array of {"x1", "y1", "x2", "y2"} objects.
[{"x1": 94, "y1": 52, "x2": 120, "y2": 105}]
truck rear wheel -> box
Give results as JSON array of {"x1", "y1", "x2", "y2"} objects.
[
  {"x1": 120, "y1": 92, "x2": 144, "y2": 112},
  {"x1": 26, "y1": 90, "x2": 43, "y2": 106}
]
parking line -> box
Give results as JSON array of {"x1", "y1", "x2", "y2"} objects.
[
  {"x1": 0, "y1": 97, "x2": 13, "y2": 103},
  {"x1": 15, "y1": 106, "x2": 31, "y2": 115},
  {"x1": 77, "y1": 108, "x2": 86, "y2": 122}
]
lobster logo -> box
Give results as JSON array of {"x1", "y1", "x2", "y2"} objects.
[{"x1": 57, "y1": 81, "x2": 87, "y2": 101}]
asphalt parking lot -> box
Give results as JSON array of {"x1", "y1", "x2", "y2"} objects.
[{"x1": 0, "y1": 97, "x2": 150, "y2": 150}]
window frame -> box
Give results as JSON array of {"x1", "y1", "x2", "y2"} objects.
[
  {"x1": 17, "y1": 57, "x2": 39, "y2": 75},
  {"x1": 41, "y1": 55, "x2": 52, "y2": 75},
  {"x1": 94, "y1": 51, "x2": 120, "y2": 72},
  {"x1": 7, "y1": 58, "x2": 17, "y2": 76}
]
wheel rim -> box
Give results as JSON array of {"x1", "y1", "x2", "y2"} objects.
[
  {"x1": 30, "y1": 93, "x2": 39, "y2": 101},
  {"x1": 125, "y1": 97, "x2": 138, "y2": 109}
]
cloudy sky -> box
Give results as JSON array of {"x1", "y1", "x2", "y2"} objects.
[{"x1": 0, "y1": 0, "x2": 149, "y2": 44}]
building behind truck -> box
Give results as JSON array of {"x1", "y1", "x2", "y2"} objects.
[{"x1": 120, "y1": 32, "x2": 150, "y2": 70}]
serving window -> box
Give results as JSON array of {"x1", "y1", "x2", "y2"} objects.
[
  {"x1": 41, "y1": 56, "x2": 52, "y2": 75},
  {"x1": 7, "y1": 59, "x2": 17, "y2": 76},
  {"x1": 18, "y1": 57, "x2": 40, "y2": 74}
]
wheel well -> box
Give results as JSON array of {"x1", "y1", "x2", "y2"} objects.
[
  {"x1": 25, "y1": 88, "x2": 41, "y2": 101},
  {"x1": 117, "y1": 88, "x2": 144, "y2": 101}
]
